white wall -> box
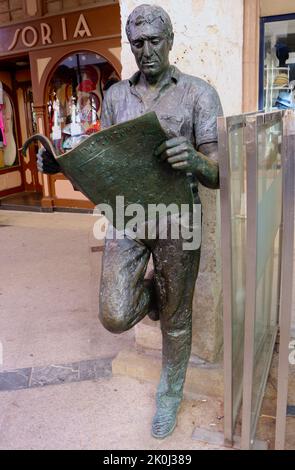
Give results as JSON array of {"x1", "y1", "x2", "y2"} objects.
[{"x1": 119, "y1": 0, "x2": 244, "y2": 116}]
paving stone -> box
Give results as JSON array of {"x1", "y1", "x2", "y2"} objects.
[
  {"x1": 30, "y1": 363, "x2": 79, "y2": 387},
  {"x1": 0, "y1": 369, "x2": 31, "y2": 391},
  {"x1": 0, "y1": 357, "x2": 113, "y2": 392},
  {"x1": 79, "y1": 358, "x2": 112, "y2": 381}
]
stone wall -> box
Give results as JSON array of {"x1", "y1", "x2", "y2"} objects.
[
  {"x1": 119, "y1": 0, "x2": 244, "y2": 362},
  {"x1": 120, "y1": 0, "x2": 243, "y2": 115}
]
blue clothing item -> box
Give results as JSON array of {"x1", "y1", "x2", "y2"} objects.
[{"x1": 275, "y1": 90, "x2": 295, "y2": 110}]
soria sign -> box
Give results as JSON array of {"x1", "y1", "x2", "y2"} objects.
[{"x1": 0, "y1": 5, "x2": 120, "y2": 56}]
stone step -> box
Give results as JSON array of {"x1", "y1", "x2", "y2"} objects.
[{"x1": 112, "y1": 348, "x2": 224, "y2": 399}]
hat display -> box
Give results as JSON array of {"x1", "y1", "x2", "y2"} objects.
[{"x1": 273, "y1": 72, "x2": 289, "y2": 88}]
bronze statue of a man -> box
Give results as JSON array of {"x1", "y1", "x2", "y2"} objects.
[{"x1": 38, "y1": 4, "x2": 222, "y2": 439}]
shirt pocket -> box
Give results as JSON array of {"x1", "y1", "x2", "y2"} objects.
[{"x1": 157, "y1": 114, "x2": 184, "y2": 138}]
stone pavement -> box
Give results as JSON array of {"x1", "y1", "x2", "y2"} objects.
[
  {"x1": 0, "y1": 210, "x2": 225, "y2": 450},
  {"x1": 0, "y1": 210, "x2": 294, "y2": 450}
]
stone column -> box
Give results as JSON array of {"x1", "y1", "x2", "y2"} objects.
[
  {"x1": 243, "y1": 0, "x2": 260, "y2": 113},
  {"x1": 118, "y1": 0, "x2": 244, "y2": 363}
]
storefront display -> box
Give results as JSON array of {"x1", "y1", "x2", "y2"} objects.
[
  {"x1": 0, "y1": 83, "x2": 18, "y2": 169},
  {"x1": 47, "y1": 52, "x2": 119, "y2": 155},
  {"x1": 0, "y1": 2, "x2": 121, "y2": 209},
  {"x1": 260, "y1": 14, "x2": 295, "y2": 110}
]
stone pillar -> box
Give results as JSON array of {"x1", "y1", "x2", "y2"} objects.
[
  {"x1": 24, "y1": 0, "x2": 42, "y2": 17},
  {"x1": 243, "y1": 0, "x2": 260, "y2": 113},
  {"x1": 119, "y1": 0, "x2": 244, "y2": 362}
]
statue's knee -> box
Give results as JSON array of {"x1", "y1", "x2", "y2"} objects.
[{"x1": 99, "y1": 300, "x2": 128, "y2": 334}]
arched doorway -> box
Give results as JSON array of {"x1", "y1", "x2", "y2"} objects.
[{"x1": 46, "y1": 51, "x2": 120, "y2": 156}]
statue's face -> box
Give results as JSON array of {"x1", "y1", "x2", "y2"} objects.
[{"x1": 129, "y1": 20, "x2": 173, "y2": 80}]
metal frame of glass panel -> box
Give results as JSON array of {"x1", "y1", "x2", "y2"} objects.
[
  {"x1": 219, "y1": 110, "x2": 294, "y2": 449},
  {"x1": 218, "y1": 114, "x2": 249, "y2": 445},
  {"x1": 275, "y1": 111, "x2": 295, "y2": 449},
  {"x1": 218, "y1": 115, "x2": 234, "y2": 445},
  {"x1": 241, "y1": 111, "x2": 283, "y2": 449}
]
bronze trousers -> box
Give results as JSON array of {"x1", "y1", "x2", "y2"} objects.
[{"x1": 99, "y1": 227, "x2": 200, "y2": 405}]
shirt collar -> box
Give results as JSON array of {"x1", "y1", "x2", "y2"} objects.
[{"x1": 129, "y1": 65, "x2": 180, "y2": 87}]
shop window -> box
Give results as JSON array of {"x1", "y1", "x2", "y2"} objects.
[
  {"x1": 0, "y1": 87, "x2": 19, "y2": 169},
  {"x1": 0, "y1": 0, "x2": 24, "y2": 25},
  {"x1": 261, "y1": 14, "x2": 295, "y2": 111},
  {"x1": 47, "y1": 51, "x2": 119, "y2": 154},
  {"x1": 44, "y1": 0, "x2": 117, "y2": 15}
]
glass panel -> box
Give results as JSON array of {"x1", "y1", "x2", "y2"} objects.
[
  {"x1": 263, "y1": 19, "x2": 295, "y2": 111},
  {"x1": 0, "y1": 91, "x2": 19, "y2": 169},
  {"x1": 250, "y1": 119, "x2": 282, "y2": 440},
  {"x1": 47, "y1": 52, "x2": 120, "y2": 155},
  {"x1": 228, "y1": 120, "x2": 247, "y2": 425}
]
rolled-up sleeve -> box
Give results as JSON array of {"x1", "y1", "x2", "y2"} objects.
[{"x1": 194, "y1": 85, "x2": 223, "y2": 148}]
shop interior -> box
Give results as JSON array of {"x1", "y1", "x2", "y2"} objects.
[
  {"x1": 0, "y1": 50, "x2": 119, "y2": 211},
  {"x1": 262, "y1": 15, "x2": 295, "y2": 111}
]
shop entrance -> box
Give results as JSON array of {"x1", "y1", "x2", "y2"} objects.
[{"x1": 0, "y1": 55, "x2": 42, "y2": 210}]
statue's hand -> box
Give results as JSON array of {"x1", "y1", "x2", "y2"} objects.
[
  {"x1": 37, "y1": 147, "x2": 61, "y2": 174},
  {"x1": 155, "y1": 136, "x2": 200, "y2": 173}
]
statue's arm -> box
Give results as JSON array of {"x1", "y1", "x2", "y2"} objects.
[
  {"x1": 155, "y1": 84, "x2": 222, "y2": 190},
  {"x1": 155, "y1": 138, "x2": 220, "y2": 190},
  {"x1": 194, "y1": 141, "x2": 219, "y2": 189},
  {"x1": 100, "y1": 89, "x2": 114, "y2": 129},
  {"x1": 192, "y1": 85, "x2": 222, "y2": 189}
]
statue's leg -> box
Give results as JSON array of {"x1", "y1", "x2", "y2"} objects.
[
  {"x1": 99, "y1": 230, "x2": 152, "y2": 334},
  {"x1": 151, "y1": 235, "x2": 200, "y2": 438}
]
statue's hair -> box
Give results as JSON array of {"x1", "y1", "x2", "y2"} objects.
[{"x1": 125, "y1": 4, "x2": 173, "y2": 41}]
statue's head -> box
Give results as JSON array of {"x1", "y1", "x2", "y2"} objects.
[{"x1": 126, "y1": 4, "x2": 174, "y2": 81}]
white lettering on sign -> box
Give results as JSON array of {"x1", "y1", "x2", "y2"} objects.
[
  {"x1": 8, "y1": 28, "x2": 20, "y2": 51},
  {"x1": 41, "y1": 23, "x2": 52, "y2": 45},
  {"x1": 7, "y1": 14, "x2": 92, "y2": 52},
  {"x1": 61, "y1": 17, "x2": 67, "y2": 41},
  {"x1": 73, "y1": 14, "x2": 92, "y2": 39},
  {"x1": 22, "y1": 26, "x2": 38, "y2": 48}
]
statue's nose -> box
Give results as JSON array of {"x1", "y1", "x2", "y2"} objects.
[{"x1": 142, "y1": 40, "x2": 152, "y2": 58}]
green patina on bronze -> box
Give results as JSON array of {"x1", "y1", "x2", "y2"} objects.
[
  {"x1": 22, "y1": 3, "x2": 223, "y2": 441},
  {"x1": 22, "y1": 112, "x2": 194, "y2": 228}
]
